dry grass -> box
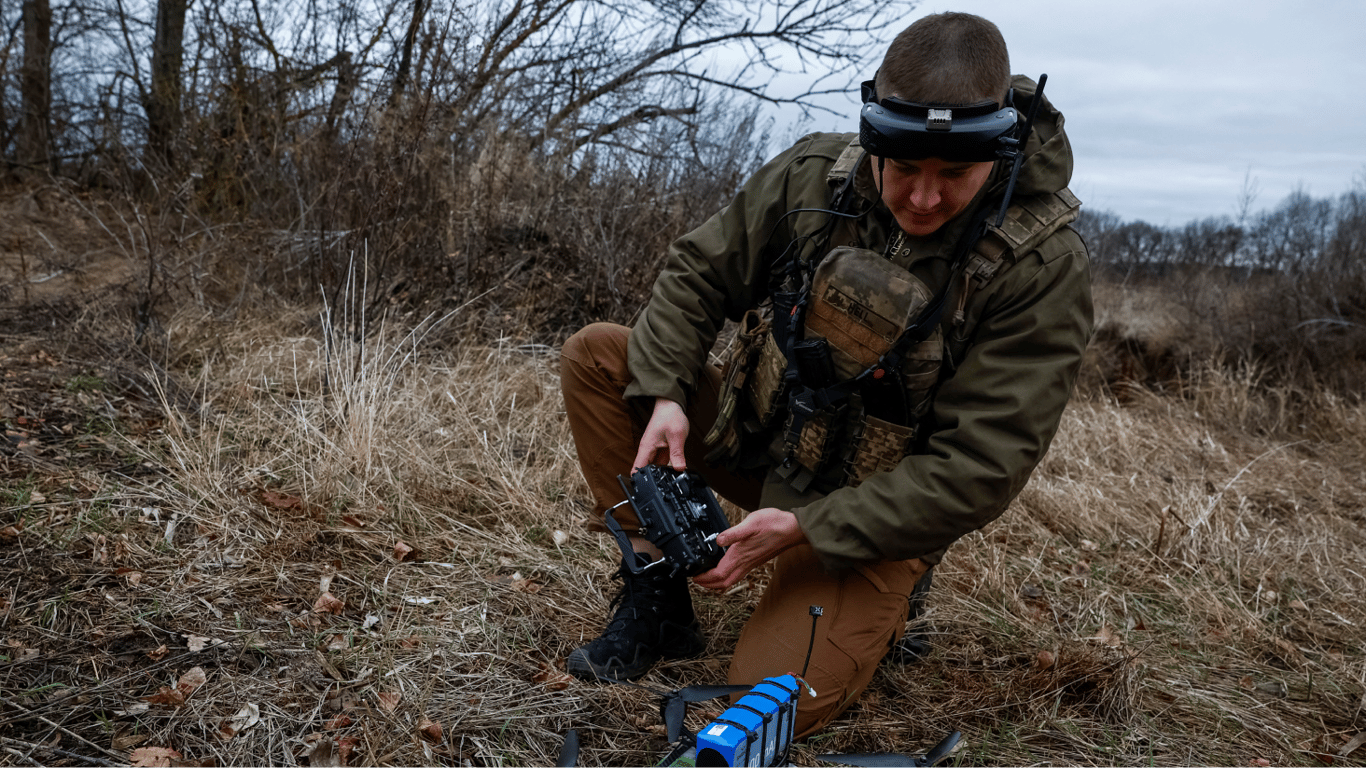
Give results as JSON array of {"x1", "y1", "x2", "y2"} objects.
[{"x1": 2, "y1": 276, "x2": 1365, "y2": 766}]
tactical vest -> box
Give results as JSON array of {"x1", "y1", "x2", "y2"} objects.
[{"x1": 705, "y1": 139, "x2": 1081, "y2": 493}]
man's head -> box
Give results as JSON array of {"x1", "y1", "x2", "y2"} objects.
[
  {"x1": 864, "y1": 13, "x2": 1012, "y2": 237},
  {"x1": 876, "y1": 12, "x2": 1010, "y2": 107}
]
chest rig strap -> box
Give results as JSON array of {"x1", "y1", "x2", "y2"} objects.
[
  {"x1": 773, "y1": 150, "x2": 1082, "y2": 491},
  {"x1": 952, "y1": 188, "x2": 1081, "y2": 325}
]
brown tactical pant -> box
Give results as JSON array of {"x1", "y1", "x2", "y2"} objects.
[{"x1": 561, "y1": 322, "x2": 928, "y2": 738}]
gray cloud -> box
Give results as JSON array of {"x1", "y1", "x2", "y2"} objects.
[{"x1": 767, "y1": 0, "x2": 1366, "y2": 224}]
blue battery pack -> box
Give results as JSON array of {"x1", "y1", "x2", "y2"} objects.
[{"x1": 694, "y1": 675, "x2": 800, "y2": 767}]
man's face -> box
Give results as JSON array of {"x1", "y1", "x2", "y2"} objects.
[{"x1": 874, "y1": 157, "x2": 994, "y2": 237}]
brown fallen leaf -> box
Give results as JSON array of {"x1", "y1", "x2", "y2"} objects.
[
  {"x1": 314, "y1": 592, "x2": 346, "y2": 615},
  {"x1": 258, "y1": 490, "x2": 304, "y2": 511},
  {"x1": 341, "y1": 514, "x2": 367, "y2": 528},
  {"x1": 512, "y1": 575, "x2": 543, "y2": 594},
  {"x1": 147, "y1": 644, "x2": 169, "y2": 661},
  {"x1": 1274, "y1": 637, "x2": 1305, "y2": 664},
  {"x1": 531, "y1": 662, "x2": 573, "y2": 691},
  {"x1": 144, "y1": 686, "x2": 185, "y2": 706},
  {"x1": 1034, "y1": 650, "x2": 1056, "y2": 671},
  {"x1": 185, "y1": 634, "x2": 220, "y2": 652},
  {"x1": 129, "y1": 746, "x2": 183, "y2": 767},
  {"x1": 1094, "y1": 624, "x2": 1123, "y2": 648},
  {"x1": 1250, "y1": 759, "x2": 1271, "y2": 767},
  {"x1": 337, "y1": 737, "x2": 359, "y2": 764},
  {"x1": 418, "y1": 717, "x2": 443, "y2": 743},
  {"x1": 325, "y1": 714, "x2": 353, "y2": 730},
  {"x1": 305, "y1": 737, "x2": 343, "y2": 768},
  {"x1": 324, "y1": 634, "x2": 348, "y2": 652},
  {"x1": 177, "y1": 666, "x2": 208, "y2": 698},
  {"x1": 393, "y1": 541, "x2": 416, "y2": 562},
  {"x1": 217, "y1": 703, "x2": 260, "y2": 739},
  {"x1": 375, "y1": 691, "x2": 401, "y2": 713}
]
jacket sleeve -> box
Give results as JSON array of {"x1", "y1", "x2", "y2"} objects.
[
  {"x1": 792, "y1": 229, "x2": 1095, "y2": 570},
  {"x1": 625, "y1": 136, "x2": 838, "y2": 406}
]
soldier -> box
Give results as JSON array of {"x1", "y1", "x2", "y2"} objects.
[{"x1": 559, "y1": 11, "x2": 1093, "y2": 738}]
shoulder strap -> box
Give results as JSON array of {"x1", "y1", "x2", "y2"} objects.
[
  {"x1": 822, "y1": 138, "x2": 866, "y2": 251},
  {"x1": 825, "y1": 137, "x2": 865, "y2": 187},
  {"x1": 953, "y1": 187, "x2": 1081, "y2": 325}
]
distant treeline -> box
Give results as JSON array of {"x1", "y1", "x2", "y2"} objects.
[
  {"x1": 1075, "y1": 184, "x2": 1366, "y2": 391},
  {"x1": 1076, "y1": 184, "x2": 1366, "y2": 284}
]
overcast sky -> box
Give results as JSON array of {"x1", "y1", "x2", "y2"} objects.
[{"x1": 771, "y1": 0, "x2": 1366, "y2": 226}]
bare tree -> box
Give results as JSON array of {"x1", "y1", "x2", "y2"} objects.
[
  {"x1": 416, "y1": 0, "x2": 912, "y2": 159},
  {"x1": 18, "y1": 0, "x2": 51, "y2": 172},
  {"x1": 388, "y1": 0, "x2": 425, "y2": 106},
  {"x1": 144, "y1": 0, "x2": 187, "y2": 168}
]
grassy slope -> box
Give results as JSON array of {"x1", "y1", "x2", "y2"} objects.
[{"x1": 2, "y1": 286, "x2": 1365, "y2": 766}]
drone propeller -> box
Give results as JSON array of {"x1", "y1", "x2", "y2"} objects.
[
  {"x1": 660, "y1": 684, "x2": 751, "y2": 744},
  {"x1": 815, "y1": 730, "x2": 962, "y2": 767},
  {"x1": 554, "y1": 728, "x2": 580, "y2": 767}
]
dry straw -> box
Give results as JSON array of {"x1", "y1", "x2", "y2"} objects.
[{"x1": 3, "y1": 287, "x2": 1364, "y2": 765}]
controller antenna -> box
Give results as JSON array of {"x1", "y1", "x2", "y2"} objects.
[{"x1": 801, "y1": 605, "x2": 824, "y2": 679}]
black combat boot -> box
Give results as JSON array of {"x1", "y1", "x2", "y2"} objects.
[
  {"x1": 566, "y1": 553, "x2": 707, "y2": 682},
  {"x1": 889, "y1": 566, "x2": 934, "y2": 663}
]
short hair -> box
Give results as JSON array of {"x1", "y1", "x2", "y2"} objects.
[{"x1": 875, "y1": 13, "x2": 1011, "y2": 107}]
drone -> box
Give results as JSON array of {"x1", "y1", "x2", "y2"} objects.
[
  {"x1": 549, "y1": 614, "x2": 967, "y2": 765},
  {"x1": 553, "y1": 683, "x2": 961, "y2": 767}
]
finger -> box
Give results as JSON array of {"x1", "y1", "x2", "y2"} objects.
[
  {"x1": 697, "y1": 549, "x2": 743, "y2": 590},
  {"x1": 668, "y1": 437, "x2": 687, "y2": 471},
  {"x1": 631, "y1": 441, "x2": 655, "y2": 470},
  {"x1": 694, "y1": 568, "x2": 731, "y2": 591}
]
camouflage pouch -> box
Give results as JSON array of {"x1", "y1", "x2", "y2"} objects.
[
  {"x1": 746, "y1": 329, "x2": 788, "y2": 427},
  {"x1": 805, "y1": 246, "x2": 943, "y2": 392},
  {"x1": 804, "y1": 246, "x2": 943, "y2": 451},
  {"x1": 844, "y1": 415, "x2": 916, "y2": 487},
  {"x1": 704, "y1": 309, "x2": 769, "y2": 464}
]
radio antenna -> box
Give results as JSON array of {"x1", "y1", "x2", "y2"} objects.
[{"x1": 994, "y1": 73, "x2": 1048, "y2": 227}]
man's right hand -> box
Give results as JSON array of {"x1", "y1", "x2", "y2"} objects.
[{"x1": 632, "y1": 397, "x2": 689, "y2": 471}]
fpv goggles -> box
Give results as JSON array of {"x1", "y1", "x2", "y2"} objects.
[{"x1": 858, "y1": 79, "x2": 1020, "y2": 163}]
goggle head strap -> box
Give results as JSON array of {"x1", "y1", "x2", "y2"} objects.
[
  {"x1": 860, "y1": 74, "x2": 1051, "y2": 227},
  {"x1": 858, "y1": 79, "x2": 1020, "y2": 163}
]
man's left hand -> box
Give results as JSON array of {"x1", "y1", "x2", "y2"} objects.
[{"x1": 693, "y1": 508, "x2": 807, "y2": 591}]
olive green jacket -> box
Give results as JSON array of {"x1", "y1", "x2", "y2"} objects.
[{"x1": 625, "y1": 76, "x2": 1094, "y2": 570}]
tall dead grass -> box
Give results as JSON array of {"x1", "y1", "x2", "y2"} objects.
[{"x1": 83, "y1": 296, "x2": 1361, "y2": 766}]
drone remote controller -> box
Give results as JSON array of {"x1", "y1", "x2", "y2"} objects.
[{"x1": 604, "y1": 465, "x2": 730, "y2": 578}]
